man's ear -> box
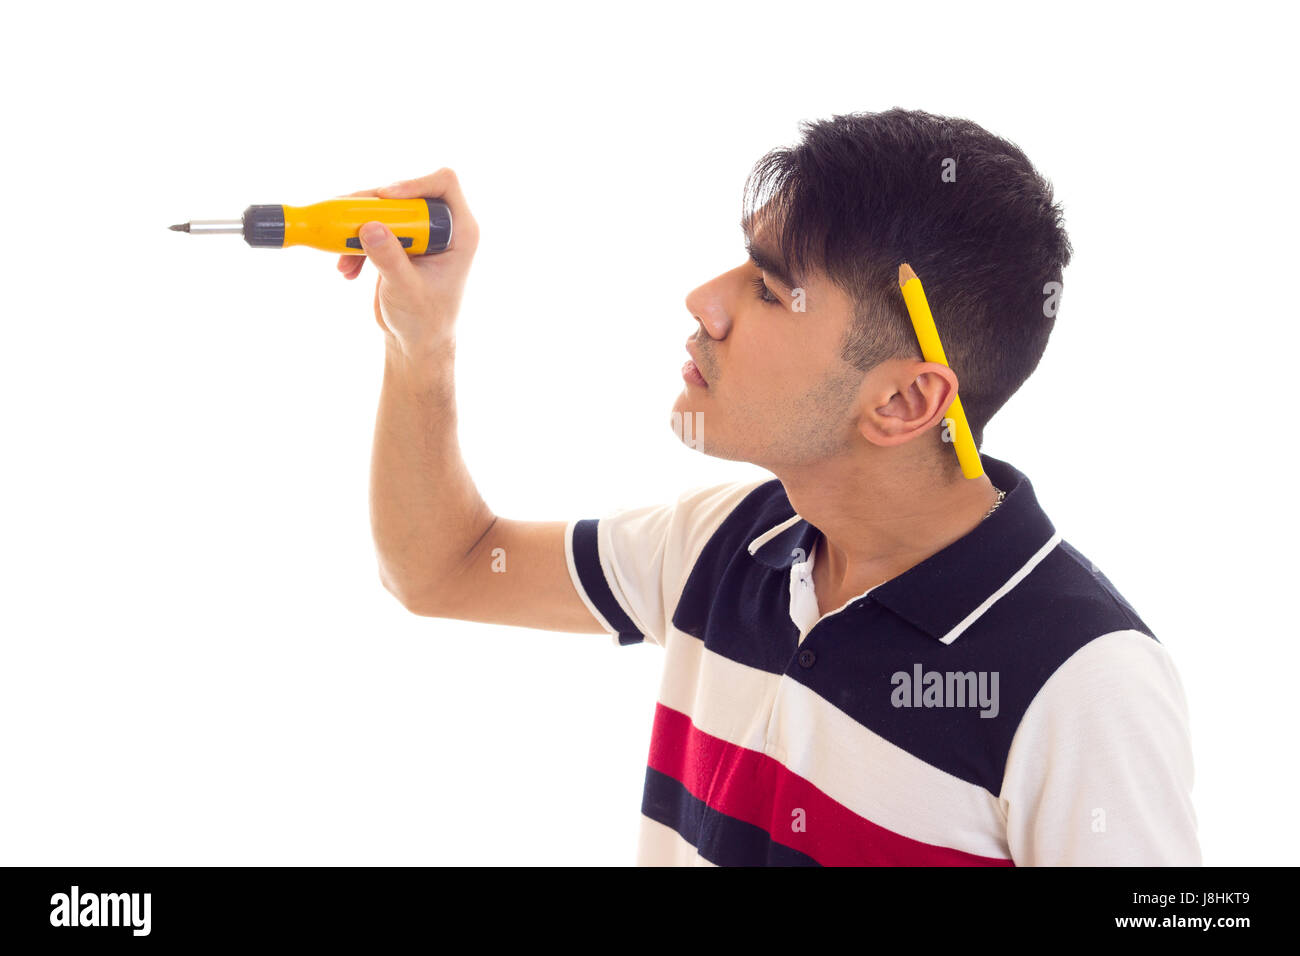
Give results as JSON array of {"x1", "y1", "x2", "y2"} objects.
[{"x1": 856, "y1": 360, "x2": 958, "y2": 448}]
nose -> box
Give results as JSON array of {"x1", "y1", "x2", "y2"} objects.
[{"x1": 684, "y1": 278, "x2": 732, "y2": 341}]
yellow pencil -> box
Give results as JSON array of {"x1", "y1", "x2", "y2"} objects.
[{"x1": 897, "y1": 263, "x2": 984, "y2": 479}]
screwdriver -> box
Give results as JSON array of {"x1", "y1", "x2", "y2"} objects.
[{"x1": 168, "y1": 196, "x2": 452, "y2": 256}]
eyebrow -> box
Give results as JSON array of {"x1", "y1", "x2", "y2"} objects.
[
  {"x1": 740, "y1": 214, "x2": 799, "y2": 291},
  {"x1": 744, "y1": 238, "x2": 798, "y2": 292}
]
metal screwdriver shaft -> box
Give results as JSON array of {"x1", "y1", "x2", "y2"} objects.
[{"x1": 168, "y1": 219, "x2": 243, "y2": 234}]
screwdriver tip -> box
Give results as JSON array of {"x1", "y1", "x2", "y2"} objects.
[{"x1": 168, "y1": 222, "x2": 190, "y2": 232}]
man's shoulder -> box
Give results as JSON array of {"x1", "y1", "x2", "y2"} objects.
[
  {"x1": 655, "y1": 475, "x2": 792, "y2": 558},
  {"x1": 673, "y1": 474, "x2": 783, "y2": 521},
  {"x1": 998, "y1": 534, "x2": 1159, "y2": 649},
  {"x1": 679, "y1": 474, "x2": 802, "y2": 558}
]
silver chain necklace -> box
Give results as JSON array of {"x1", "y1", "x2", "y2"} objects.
[{"x1": 982, "y1": 486, "x2": 1006, "y2": 522}]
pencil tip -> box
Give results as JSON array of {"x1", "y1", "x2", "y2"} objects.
[
  {"x1": 168, "y1": 223, "x2": 189, "y2": 232},
  {"x1": 898, "y1": 262, "x2": 917, "y2": 286}
]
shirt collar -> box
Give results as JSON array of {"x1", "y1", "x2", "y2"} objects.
[{"x1": 746, "y1": 454, "x2": 1060, "y2": 644}]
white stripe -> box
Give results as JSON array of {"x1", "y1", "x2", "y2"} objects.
[
  {"x1": 654, "y1": 635, "x2": 1010, "y2": 859},
  {"x1": 939, "y1": 531, "x2": 1062, "y2": 645},
  {"x1": 747, "y1": 513, "x2": 802, "y2": 555},
  {"x1": 770, "y1": 676, "x2": 1011, "y2": 858}
]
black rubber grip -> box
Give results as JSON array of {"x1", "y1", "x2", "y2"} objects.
[
  {"x1": 346, "y1": 236, "x2": 414, "y2": 249},
  {"x1": 243, "y1": 205, "x2": 285, "y2": 248},
  {"x1": 423, "y1": 198, "x2": 452, "y2": 255}
]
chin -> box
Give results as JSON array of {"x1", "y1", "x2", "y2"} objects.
[
  {"x1": 672, "y1": 386, "x2": 699, "y2": 412},
  {"x1": 669, "y1": 395, "x2": 710, "y2": 455}
]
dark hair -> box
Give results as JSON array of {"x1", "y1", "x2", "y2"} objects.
[{"x1": 742, "y1": 108, "x2": 1072, "y2": 454}]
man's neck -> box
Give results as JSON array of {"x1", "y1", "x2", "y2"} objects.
[{"x1": 777, "y1": 451, "x2": 999, "y2": 610}]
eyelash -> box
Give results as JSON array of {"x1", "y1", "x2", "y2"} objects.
[{"x1": 751, "y1": 275, "x2": 779, "y2": 305}]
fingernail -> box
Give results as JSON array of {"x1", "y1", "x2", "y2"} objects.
[
  {"x1": 383, "y1": 181, "x2": 404, "y2": 192},
  {"x1": 360, "y1": 222, "x2": 386, "y2": 244}
]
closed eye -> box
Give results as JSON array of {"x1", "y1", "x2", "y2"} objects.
[{"x1": 750, "y1": 275, "x2": 779, "y2": 305}]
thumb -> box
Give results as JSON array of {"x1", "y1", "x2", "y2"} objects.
[{"x1": 358, "y1": 221, "x2": 417, "y2": 284}]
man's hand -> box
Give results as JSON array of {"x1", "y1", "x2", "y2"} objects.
[{"x1": 336, "y1": 168, "x2": 480, "y2": 359}]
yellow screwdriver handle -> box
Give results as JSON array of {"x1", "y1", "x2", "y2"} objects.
[{"x1": 243, "y1": 197, "x2": 453, "y2": 255}]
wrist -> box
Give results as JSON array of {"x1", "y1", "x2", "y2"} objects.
[{"x1": 385, "y1": 332, "x2": 455, "y2": 369}]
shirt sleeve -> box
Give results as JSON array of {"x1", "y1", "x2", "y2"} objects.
[
  {"x1": 564, "y1": 478, "x2": 769, "y2": 649},
  {"x1": 999, "y1": 629, "x2": 1201, "y2": 865}
]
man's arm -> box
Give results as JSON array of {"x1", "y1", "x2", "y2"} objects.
[
  {"x1": 345, "y1": 168, "x2": 603, "y2": 634},
  {"x1": 371, "y1": 343, "x2": 603, "y2": 633}
]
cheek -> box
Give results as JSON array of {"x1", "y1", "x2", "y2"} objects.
[
  {"x1": 746, "y1": 338, "x2": 813, "y2": 389},
  {"x1": 734, "y1": 324, "x2": 825, "y2": 393}
]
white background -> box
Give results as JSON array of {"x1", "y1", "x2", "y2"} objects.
[{"x1": 2, "y1": 0, "x2": 1295, "y2": 866}]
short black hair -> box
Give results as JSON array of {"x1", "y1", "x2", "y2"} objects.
[{"x1": 741, "y1": 108, "x2": 1072, "y2": 454}]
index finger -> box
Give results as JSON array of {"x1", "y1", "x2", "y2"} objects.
[{"x1": 336, "y1": 186, "x2": 382, "y2": 275}]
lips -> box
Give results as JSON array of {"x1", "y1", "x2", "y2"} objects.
[{"x1": 685, "y1": 338, "x2": 709, "y2": 385}]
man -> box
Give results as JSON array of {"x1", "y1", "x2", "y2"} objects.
[{"x1": 344, "y1": 108, "x2": 1200, "y2": 866}]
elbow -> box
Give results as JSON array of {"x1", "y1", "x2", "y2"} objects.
[{"x1": 378, "y1": 566, "x2": 441, "y2": 617}]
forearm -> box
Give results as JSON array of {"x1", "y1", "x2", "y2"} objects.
[{"x1": 370, "y1": 338, "x2": 493, "y2": 611}]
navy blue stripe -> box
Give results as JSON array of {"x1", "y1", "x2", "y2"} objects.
[
  {"x1": 641, "y1": 767, "x2": 820, "y2": 866},
  {"x1": 571, "y1": 518, "x2": 645, "y2": 645}
]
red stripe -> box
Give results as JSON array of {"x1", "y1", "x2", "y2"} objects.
[{"x1": 646, "y1": 702, "x2": 1013, "y2": 866}]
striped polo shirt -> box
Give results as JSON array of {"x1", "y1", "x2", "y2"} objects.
[{"x1": 564, "y1": 454, "x2": 1200, "y2": 866}]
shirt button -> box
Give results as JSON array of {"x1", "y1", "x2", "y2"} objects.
[{"x1": 797, "y1": 649, "x2": 816, "y2": 669}]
